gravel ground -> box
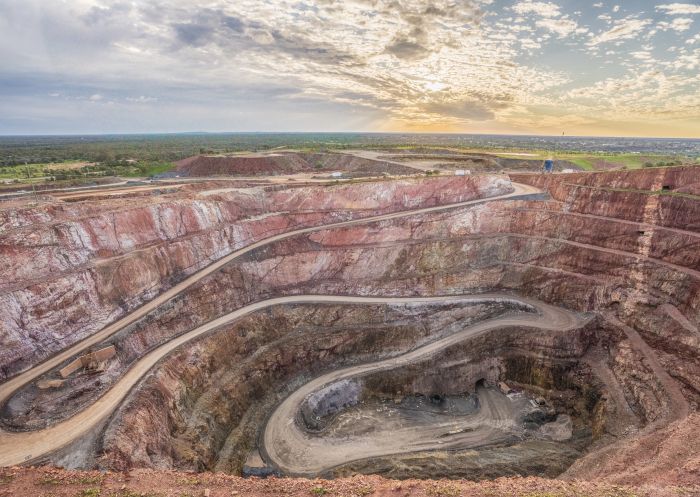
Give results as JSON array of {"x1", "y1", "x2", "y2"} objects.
[{"x1": 1, "y1": 467, "x2": 697, "y2": 497}]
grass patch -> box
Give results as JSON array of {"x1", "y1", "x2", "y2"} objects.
[
  {"x1": 107, "y1": 490, "x2": 164, "y2": 497},
  {"x1": 39, "y1": 476, "x2": 62, "y2": 485},
  {"x1": 426, "y1": 484, "x2": 461, "y2": 497},
  {"x1": 76, "y1": 489, "x2": 101, "y2": 497},
  {"x1": 176, "y1": 476, "x2": 202, "y2": 486},
  {"x1": 0, "y1": 160, "x2": 176, "y2": 181},
  {"x1": 311, "y1": 486, "x2": 329, "y2": 495},
  {"x1": 354, "y1": 485, "x2": 374, "y2": 496},
  {"x1": 38, "y1": 474, "x2": 104, "y2": 486},
  {"x1": 566, "y1": 157, "x2": 595, "y2": 171}
]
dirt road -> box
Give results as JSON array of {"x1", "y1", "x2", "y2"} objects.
[
  {"x1": 0, "y1": 182, "x2": 540, "y2": 406},
  {"x1": 261, "y1": 297, "x2": 586, "y2": 475},
  {"x1": 0, "y1": 293, "x2": 580, "y2": 466}
]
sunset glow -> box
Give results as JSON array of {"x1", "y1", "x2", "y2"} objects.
[{"x1": 1, "y1": 1, "x2": 699, "y2": 136}]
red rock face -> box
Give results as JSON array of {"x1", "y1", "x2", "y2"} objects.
[
  {"x1": 512, "y1": 166, "x2": 700, "y2": 191},
  {"x1": 0, "y1": 175, "x2": 509, "y2": 379}
]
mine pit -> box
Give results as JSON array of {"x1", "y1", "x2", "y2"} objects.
[{"x1": 1, "y1": 167, "x2": 698, "y2": 490}]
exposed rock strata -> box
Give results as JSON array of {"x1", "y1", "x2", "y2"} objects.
[
  {"x1": 98, "y1": 302, "x2": 599, "y2": 478},
  {"x1": 0, "y1": 175, "x2": 508, "y2": 379}
]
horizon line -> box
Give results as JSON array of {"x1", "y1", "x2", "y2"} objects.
[{"x1": 1, "y1": 131, "x2": 700, "y2": 141}]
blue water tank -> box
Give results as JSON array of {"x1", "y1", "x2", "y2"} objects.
[{"x1": 544, "y1": 160, "x2": 554, "y2": 172}]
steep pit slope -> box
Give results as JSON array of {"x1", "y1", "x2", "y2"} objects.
[
  {"x1": 0, "y1": 175, "x2": 508, "y2": 380},
  {"x1": 175, "y1": 152, "x2": 416, "y2": 177},
  {"x1": 96, "y1": 297, "x2": 597, "y2": 480}
]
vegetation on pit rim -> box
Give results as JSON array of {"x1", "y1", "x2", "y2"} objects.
[
  {"x1": 106, "y1": 490, "x2": 164, "y2": 497},
  {"x1": 2, "y1": 134, "x2": 697, "y2": 173},
  {"x1": 176, "y1": 477, "x2": 202, "y2": 486},
  {"x1": 0, "y1": 160, "x2": 176, "y2": 182}
]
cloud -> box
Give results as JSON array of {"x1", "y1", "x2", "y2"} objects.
[
  {"x1": 421, "y1": 99, "x2": 497, "y2": 121},
  {"x1": 588, "y1": 17, "x2": 652, "y2": 45},
  {"x1": 173, "y1": 22, "x2": 213, "y2": 46},
  {"x1": 656, "y1": 3, "x2": 700, "y2": 15},
  {"x1": 536, "y1": 17, "x2": 584, "y2": 37},
  {"x1": 658, "y1": 17, "x2": 694, "y2": 31},
  {"x1": 385, "y1": 38, "x2": 430, "y2": 60},
  {"x1": 512, "y1": 1, "x2": 562, "y2": 18},
  {"x1": 126, "y1": 96, "x2": 158, "y2": 103}
]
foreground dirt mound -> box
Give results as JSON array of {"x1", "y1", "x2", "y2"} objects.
[
  {"x1": 175, "y1": 152, "x2": 416, "y2": 177},
  {"x1": 1, "y1": 467, "x2": 694, "y2": 497}
]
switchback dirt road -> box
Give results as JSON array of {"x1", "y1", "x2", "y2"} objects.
[{"x1": 261, "y1": 297, "x2": 586, "y2": 475}]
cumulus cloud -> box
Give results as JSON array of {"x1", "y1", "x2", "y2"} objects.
[
  {"x1": 658, "y1": 17, "x2": 694, "y2": 31},
  {"x1": 512, "y1": 1, "x2": 562, "y2": 18},
  {"x1": 656, "y1": 3, "x2": 700, "y2": 15},
  {"x1": 536, "y1": 17, "x2": 584, "y2": 37}
]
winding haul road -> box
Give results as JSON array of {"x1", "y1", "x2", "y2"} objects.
[
  {"x1": 0, "y1": 182, "x2": 544, "y2": 467},
  {"x1": 262, "y1": 297, "x2": 585, "y2": 475}
]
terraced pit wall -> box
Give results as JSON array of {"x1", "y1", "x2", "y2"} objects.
[{"x1": 0, "y1": 175, "x2": 508, "y2": 379}]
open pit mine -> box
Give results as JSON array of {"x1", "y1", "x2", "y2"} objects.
[{"x1": 1, "y1": 166, "x2": 699, "y2": 496}]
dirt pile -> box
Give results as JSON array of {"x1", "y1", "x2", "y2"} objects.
[{"x1": 175, "y1": 152, "x2": 416, "y2": 177}]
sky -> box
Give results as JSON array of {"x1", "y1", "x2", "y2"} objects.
[{"x1": 0, "y1": 1, "x2": 699, "y2": 137}]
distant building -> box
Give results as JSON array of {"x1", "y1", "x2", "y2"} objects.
[
  {"x1": 454, "y1": 169, "x2": 471, "y2": 176},
  {"x1": 330, "y1": 172, "x2": 343, "y2": 178},
  {"x1": 561, "y1": 169, "x2": 575, "y2": 174}
]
